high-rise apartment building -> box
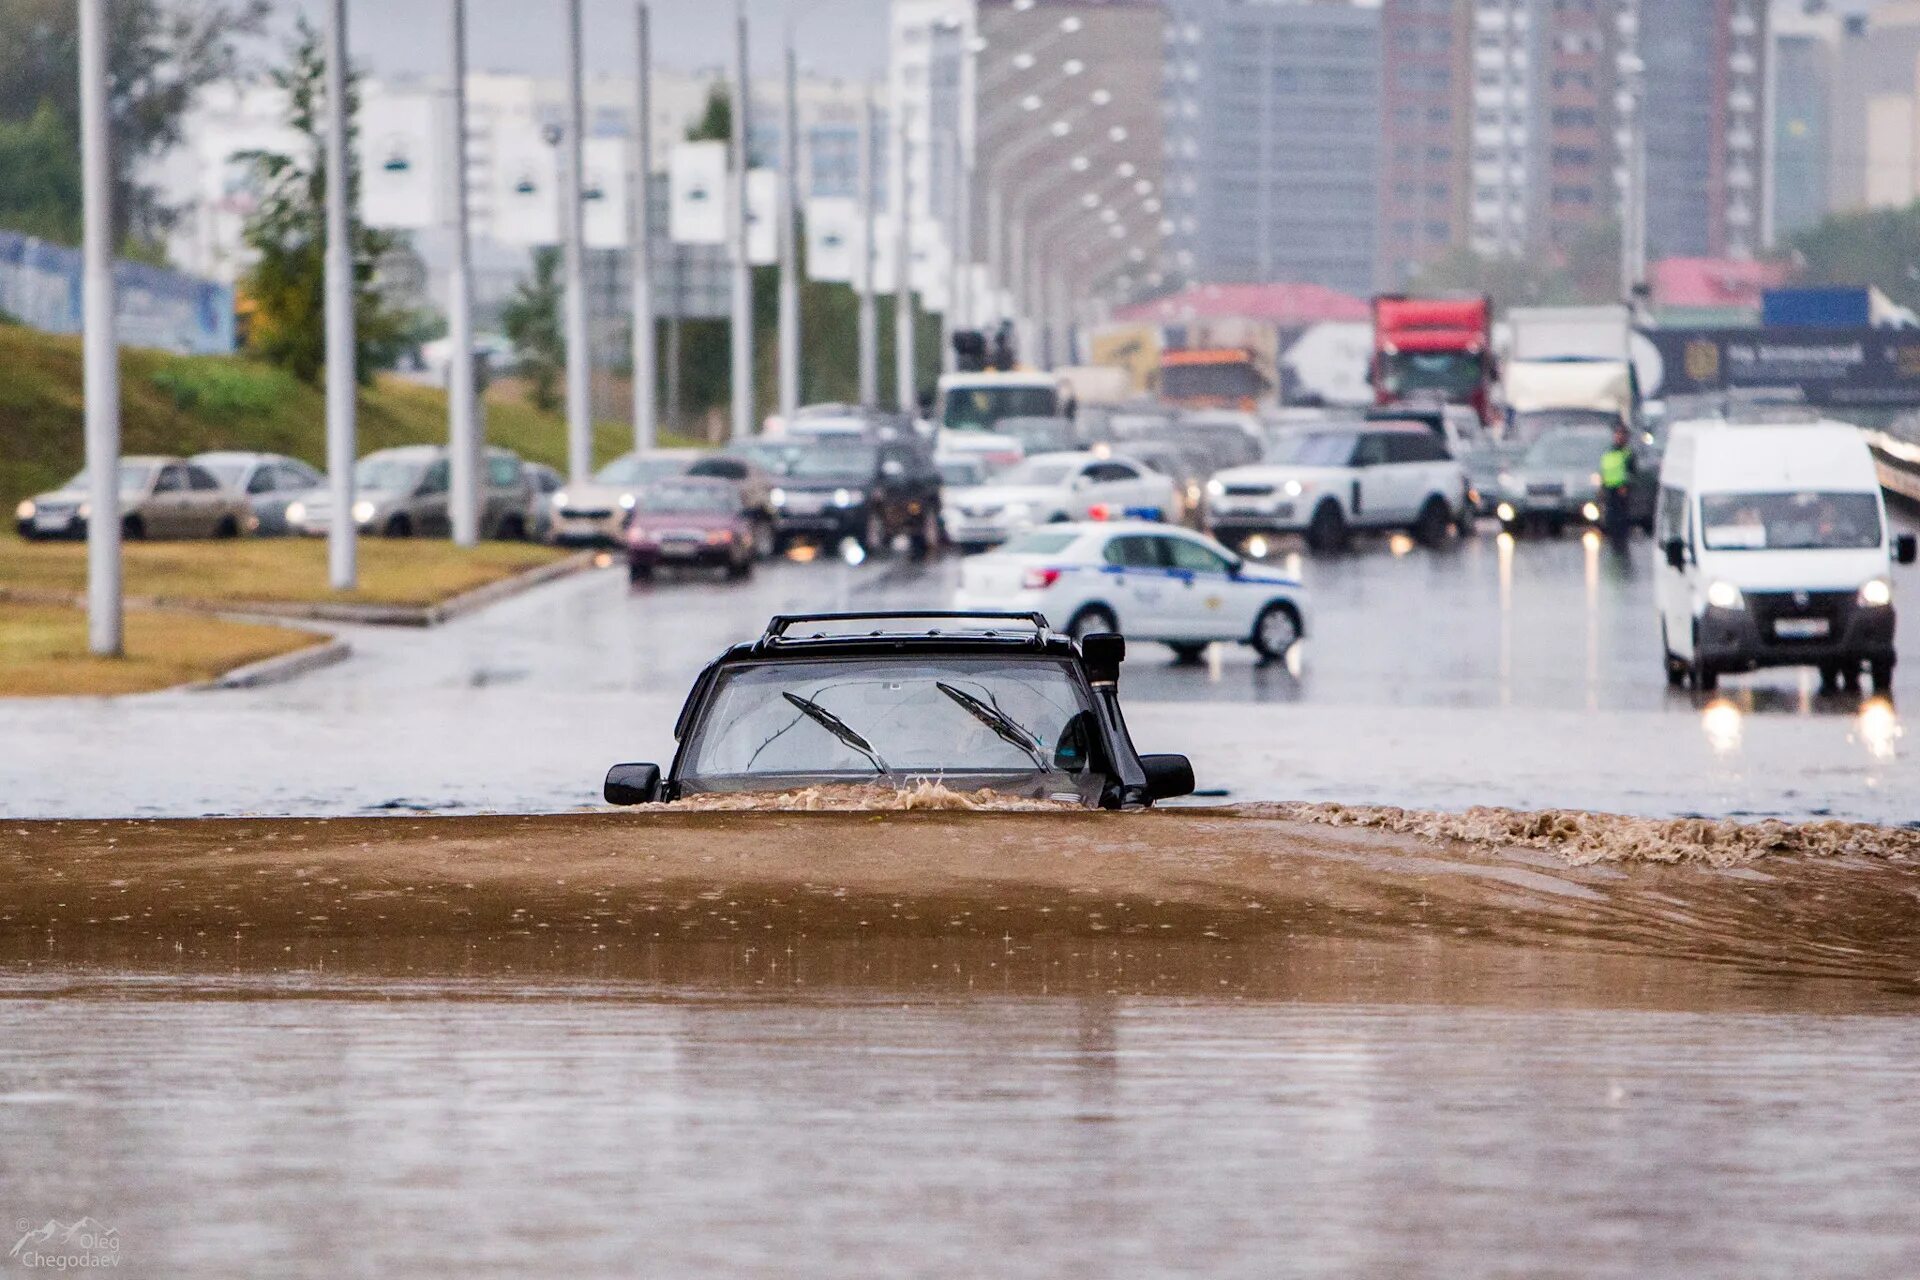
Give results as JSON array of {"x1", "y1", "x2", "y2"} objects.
[
  {"x1": 1379, "y1": 0, "x2": 1472, "y2": 289},
  {"x1": 1163, "y1": 0, "x2": 1381, "y2": 296},
  {"x1": 1638, "y1": 0, "x2": 1768, "y2": 259}
]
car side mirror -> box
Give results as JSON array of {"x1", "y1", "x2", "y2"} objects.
[
  {"x1": 1080, "y1": 631, "x2": 1125, "y2": 683},
  {"x1": 1662, "y1": 538, "x2": 1686, "y2": 570},
  {"x1": 1897, "y1": 533, "x2": 1917, "y2": 566},
  {"x1": 603, "y1": 762, "x2": 662, "y2": 806},
  {"x1": 1140, "y1": 753, "x2": 1195, "y2": 803},
  {"x1": 1227, "y1": 557, "x2": 1244, "y2": 578}
]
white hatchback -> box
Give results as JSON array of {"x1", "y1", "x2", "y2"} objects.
[{"x1": 954, "y1": 522, "x2": 1308, "y2": 661}]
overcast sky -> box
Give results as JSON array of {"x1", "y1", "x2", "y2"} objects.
[{"x1": 281, "y1": 0, "x2": 891, "y2": 84}]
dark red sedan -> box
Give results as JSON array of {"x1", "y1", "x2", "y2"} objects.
[{"x1": 625, "y1": 478, "x2": 756, "y2": 583}]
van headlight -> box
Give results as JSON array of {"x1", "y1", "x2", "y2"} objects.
[
  {"x1": 1706, "y1": 580, "x2": 1744, "y2": 610},
  {"x1": 832, "y1": 488, "x2": 856, "y2": 508},
  {"x1": 618, "y1": 492, "x2": 637, "y2": 510},
  {"x1": 1859, "y1": 578, "x2": 1894, "y2": 608},
  {"x1": 1205, "y1": 479, "x2": 1226, "y2": 498},
  {"x1": 769, "y1": 487, "x2": 787, "y2": 508}
]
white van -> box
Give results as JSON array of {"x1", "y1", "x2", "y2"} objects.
[{"x1": 1655, "y1": 420, "x2": 1917, "y2": 693}]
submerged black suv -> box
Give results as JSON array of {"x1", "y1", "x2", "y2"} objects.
[
  {"x1": 604, "y1": 612, "x2": 1195, "y2": 809},
  {"x1": 768, "y1": 437, "x2": 943, "y2": 556}
]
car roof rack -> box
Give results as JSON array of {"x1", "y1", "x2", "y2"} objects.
[{"x1": 765, "y1": 610, "x2": 1050, "y2": 638}]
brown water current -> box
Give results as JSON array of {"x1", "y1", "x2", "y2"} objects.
[{"x1": 5, "y1": 806, "x2": 1920, "y2": 1276}]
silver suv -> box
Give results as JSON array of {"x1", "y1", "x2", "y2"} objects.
[{"x1": 287, "y1": 445, "x2": 537, "y2": 539}]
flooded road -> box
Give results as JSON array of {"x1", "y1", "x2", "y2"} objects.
[
  {"x1": 5, "y1": 977, "x2": 1919, "y2": 1277},
  {"x1": 2, "y1": 526, "x2": 1916, "y2": 822}
]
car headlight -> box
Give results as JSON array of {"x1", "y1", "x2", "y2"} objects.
[
  {"x1": 553, "y1": 490, "x2": 570, "y2": 509},
  {"x1": 77, "y1": 502, "x2": 91, "y2": 520},
  {"x1": 352, "y1": 499, "x2": 377, "y2": 524},
  {"x1": 1860, "y1": 578, "x2": 1894, "y2": 608},
  {"x1": 832, "y1": 488, "x2": 856, "y2": 508},
  {"x1": 15, "y1": 499, "x2": 34, "y2": 520},
  {"x1": 1495, "y1": 502, "x2": 1516, "y2": 523},
  {"x1": 1004, "y1": 502, "x2": 1032, "y2": 523},
  {"x1": 1205, "y1": 479, "x2": 1226, "y2": 498},
  {"x1": 1283, "y1": 479, "x2": 1306, "y2": 498},
  {"x1": 618, "y1": 492, "x2": 637, "y2": 511},
  {"x1": 769, "y1": 487, "x2": 787, "y2": 508},
  {"x1": 1706, "y1": 580, "x2": 1743, "y2": 610},
  {"x1": 286, "y1": 501, "x2": 306, "y2": 525}
]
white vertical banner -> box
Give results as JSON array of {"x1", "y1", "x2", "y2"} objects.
[
  {"x1": 860, "y1": 216, "x2": 900, "y2": 294},
  {"x1": 910, "y1": 222, "x2": 949, "y2": 311},
  {"x1": 805, "y1": 197, "x2": 858, "y2": 283},
  {"x1": 746, "y1": 168, "x2": 778, "y2": 266},
  {"x1": 582, "y1": 136, "x2": 629, "y2": 248},
  {"x1": 359, "y1": 93, "x2": 442, "y2": 229},
  {"x1": 668, "y1": 141, "x2": 727, "y2": 245},
  {"x1": 491, "y1": 123, "x2": 560, "y2": 245}
]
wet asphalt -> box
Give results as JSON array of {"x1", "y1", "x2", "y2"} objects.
[{"x1": 2, "y1": 519, "x2": 1916, "y2": 821}]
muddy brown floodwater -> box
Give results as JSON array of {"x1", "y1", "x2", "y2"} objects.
[{"x1": 4, "y1": 806, "x2": 1919, "y2": 1277}]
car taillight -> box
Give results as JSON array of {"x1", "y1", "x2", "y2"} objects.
[
  {"x1": 1021, "y1": 567, "x2": 1062, "y2": 590},
  {"x1": 1087, "y1": 503, "x2": 1112, "y2": 521}
]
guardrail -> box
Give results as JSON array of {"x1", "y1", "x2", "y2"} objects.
[{"x1": 1866, "y1": 430, "x2": 1920, "y2": 506}]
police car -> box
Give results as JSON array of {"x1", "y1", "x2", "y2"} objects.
[{"x1": 954, "y1": 521, "x2": 1307, "y2": 662}]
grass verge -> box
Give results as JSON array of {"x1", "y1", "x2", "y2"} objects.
[
  {"x1": 1, "y1": 324, "x2": 698, "y2": 505},
  {"x1": 0, "y1": 603, "x2": 326, "y2": 697},
  {"x1": 0, "y1": 534, "x2": 571, "y2": 609}
]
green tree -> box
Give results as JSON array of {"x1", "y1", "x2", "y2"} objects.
[
  {"x1": 0, "y1": 102, "x2": 83, "y2": 244},
  {"x1": 501, "y1": 247, "x2": 566, "y2": 413},
  {"x1": 0, "y1": 0, "x2": 268, "y2": 251},
  {"x1": 236, "y1": 20, "x2": 408, "y2": 385},
  {"x1": 1786, "y1": 202, "x2": 1920, "y2": 314}
]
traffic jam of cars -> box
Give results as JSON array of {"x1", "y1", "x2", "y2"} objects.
[{"x1": 14, "y1": 296, "x2": 1913, "y2": 703}]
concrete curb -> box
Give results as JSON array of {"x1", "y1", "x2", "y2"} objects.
[
  {"x1": 0, "y1": 551, "x2": 596, "y2": 629},
  {"x1": 189, "y1": 637, "x2": 353, "y2": 691}
]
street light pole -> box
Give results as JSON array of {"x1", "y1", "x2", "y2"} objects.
[
  {"x1": 893, "y1": 103, "x2": 915, "y2": 413},
  {"x1": 778, "y1": 30, "x2": 801, "y2": 423},
  {"x1": 323, "y1": 0, "x2": 357, "y2": 590},
  {"x1": 632, "y1": 2, "x2": 657, "y2": 452},
  {"x1": 562, "y1": 0, "x2": 592, "y2": 483},
  {"x1": 79, "y1": 0, "x2": 120, "y2": 654},
  {"x1": 729, "y1": 1, "x2": 753, "y2": 440},
  {"x1": 447, "y1": 0, "x2": 480, "y2": 546},
  {"x1": 856, "y1": 85, "x2": 878, "y2": 407}
]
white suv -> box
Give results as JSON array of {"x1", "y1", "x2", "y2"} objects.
[{"x1": 1204, "y1": 422, "x2": 1471, "y2": 553}]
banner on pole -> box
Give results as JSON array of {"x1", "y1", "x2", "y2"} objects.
[
  {"x1": 490, "y1": 123, "x2": 560, "y2": 245},
  {"x1": 668, "y1": 142, "x2": 727, "y2": 245},
  {"x1": 804, "y1": 197, "x2": 858, "y2": 283},
  {"x1": 582, "y1": 137, "x2": 629, "y2": 249},
  {"x1": 910, "y1": 222, "x2": 949, "y2": 310},
  {"x1": 359, "y1": 92, "x2": 442, "y2": 230},
  {"x1": 746, "y1": 169, "x2": 778, "y2": 266}
]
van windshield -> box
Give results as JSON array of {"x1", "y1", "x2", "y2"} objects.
[
  {"x1": 942, "y1": 386, "x2": 1059, "y2": 432},
  {"x1": 1698, "y1": 491, "x2": 1883, "y2": 551}
]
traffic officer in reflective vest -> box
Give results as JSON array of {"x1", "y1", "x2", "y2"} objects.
[{"x1": 1599, "y1": 424, "x2": 1636, "y2": 546}]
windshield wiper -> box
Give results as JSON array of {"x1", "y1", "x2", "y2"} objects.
[
  {"x1": 780, "y1": 692, "x2": 888, "y2": 773},
  {"x1": 936, "y1": 682, "x2": 1049, "y2": 770}
]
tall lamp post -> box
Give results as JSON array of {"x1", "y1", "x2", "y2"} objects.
[
  {"x1": 323, "y1": 0, "x2": 357, "y2": 590},
  {"x1": 79, "y1": 0, "x2": 121, "y2": 653},
  {"x1": 729, "y1": 0, "x2": 753, "y2": 440},
  {"x1": 447, "y1": 0, "x2": 480, "y2": 545}
]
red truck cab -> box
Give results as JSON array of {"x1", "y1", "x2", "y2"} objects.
[{"x1": 1371, "y1": 295, "x2": 1494, "y2": 425}]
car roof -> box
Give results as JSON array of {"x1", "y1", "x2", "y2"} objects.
[
  {"x1": 719, "y1": 612, "x2": 1085, "y2": 665},
  {"x1": 122, "y1": 455, "x2": 184, "y2": 466},
  {"x1": 191, "y1": 450, "x2": 280, "y2": 464}
]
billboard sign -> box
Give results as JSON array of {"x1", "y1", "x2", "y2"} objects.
[
  {"x1": 669, "y1": 142, "x2": 727, "y2": 245},
  {"x1": 1641, "y1": 326, "x2": 1920, "y2": 408}
]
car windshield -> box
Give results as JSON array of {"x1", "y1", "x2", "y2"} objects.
[
  {"x1": 354, "y1": 458, "x2": 424, "y2": 492},
  {"x1": 1001, "y1": 530, "x2": 1082, "y2": 555},
  {"x1": 678, "y1": 656, "x2": 1103, "y2": 799},
  {"x1": 641, "y1": 484, "x2": 737, "y2": 514},
  {"x1": 1524, "y1": 428, "x2": 1612, "y2": 468},
  {"x1": 1382, "y1": 350, "x2": 1484, "y2": 397},
  {"x1": 64, "y1": 463, "x2": 157, "y2": 495},
  {"x1": 730, "y1": 441, "x2": 807, "y2": 476},
  {"x1": 1266, "y1": 432, "x2": 1358, "y2": 466},
  {"x1": 1511, "y1": 410, "x2": 1620, "y2": 444},
  {"x1": 942, "y1": 386, "x2": 1059, "y2": 432},
  {"x1": 937, "y1": 458, "x2": 990, "y2": 486},
  {"x1": 996, "y1": 458, "x2": 1076, "y2": 487},
  {"x1": 787, "y1": 445, "x2": 877, "y2": 481},
  {"x1": 1698, "y1": 491, "x2": 1884, "y2": 551},
  {"x1": 998, "y1": 418, "x2": 1073, "y2": 452},
  {"x1": 196, "y1": 461, "x2": 248, "y2": 488},
  {"x1": 597, "y1": 454, "x2": 692, "y2": 485}
]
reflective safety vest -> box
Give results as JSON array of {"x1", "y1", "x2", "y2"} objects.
[{"x1": 1599, "y1": 447, "x2": 1631, "y2": 490}]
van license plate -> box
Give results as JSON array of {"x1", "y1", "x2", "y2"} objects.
[{"x1": 1774, "y1": 617, "x2": 1829, "y2": 640}]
